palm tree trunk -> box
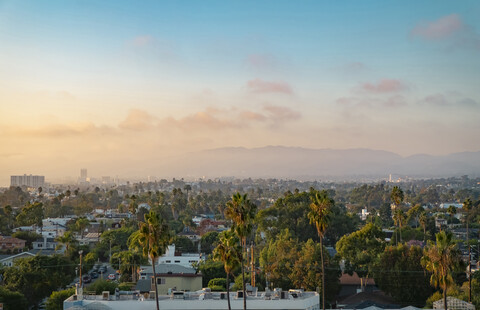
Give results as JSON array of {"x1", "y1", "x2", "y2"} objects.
[
  {"x1": 242, "y1": 238, "x2": 247, "y2": 310},
  {"x1": 227, "y1": 272, "x2": 231, "y2": 310},
  {"x1": 467, "y1": 221, "x2": 471, "y2": 302},
  {"x1": 152, "y1": 258, "x2": 160, "y2": 310},
  {"x1": 443, "y1": 283, "x2": 447, "y2": 310},
  {"x1": 320, "y1": 237, "x2": 325, "y2": 310}
]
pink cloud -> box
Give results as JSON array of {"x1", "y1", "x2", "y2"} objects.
[
  {"x1": 246, "y1": 54, "x2": 276, "y2": 70},
  {"x1": 263, "y1": 105, "x2": 301, "y2": 121},
  {"x1": 247, "y1": 79, "x2": 293, "y2": 94},
  {"x1": 240, "y1": 111, "x2": 267, "y2": 121},
  {"x1": 411, "y1": 14, "x2": 463, "y2": 40},
  {"x1": 361, "y1": 79, "x2": 407, "y2": 93}
]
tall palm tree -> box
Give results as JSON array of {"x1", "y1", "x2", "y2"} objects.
[
  {"x1": 308, "y1": 190, "x2": 333, "y2": 310},
  {"x1": 391, "y1": 186, "x2": 404, "y2": 245},
  {"x1": 393, "y1": 209, "x2": 406, "y2": 244},
  {"x1": 225, "y1": 193, "x2": 257, "y2": 310},
  {"x1": 55, "y1": 231, "x2": 77, "y2": 255},
  {"x1": 213, "y1": 230, "x2": 242, "y2": 310},
  {"x1": 419, "y1": 212, "x2": 428, "y2": 242},
  {"x1": 136, "y1": 210, "x2": 170, "y2": 310},
  {"x1": 421, "y1": 231, "x2": 462, "y2": 310},
  {"x1": 463, "y1": 198, "x2": 472, "y2": 302}
]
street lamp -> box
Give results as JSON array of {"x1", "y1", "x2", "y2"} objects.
[{"x1": 79, "y1": 250, "x2": 83, "y2": 288}]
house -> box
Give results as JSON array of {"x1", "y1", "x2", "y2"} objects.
[
  {"x1": 138, "y1": 263, "x2": 202, "y2": 295},
  {"x1": 32, "y1": 237, "x2": 58, "y2": 251},
  {"x1": 0, "y1": 251, "x2": 35, "y2": 267},
  {"x1": 339, "y1": 272, "x2": 377, "y2": 297},
  {"x1": 433, "y1": 297, "x2": 474, "y2": 310},
  {"x1": 337, "y1": 291, "x2": 399, "y2": 309},
  {"x1": 0, "y1": 235, "x2": 26, "y2": 250},
  {"x1": 157, "y1": 244, "x2": 202, "y2": 268}
]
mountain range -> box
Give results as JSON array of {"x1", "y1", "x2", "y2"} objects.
[{"x1": 156, "y1": 146, "x2": 480, "y2": 181}]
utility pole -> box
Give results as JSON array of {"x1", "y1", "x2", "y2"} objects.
[
  {"x1": 79, "y1": 250, "x2": 83, "y2": 288},
  {"x1": 251, "y1": 243, "x2": 255, "y2": 288}
]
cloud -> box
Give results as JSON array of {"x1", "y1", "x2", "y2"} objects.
[
  {"x1": 361, "y1": 79, "x2": 407, "y2": 93},
  {"x1": 119, "y1": 109, "x2": 158, "y2": 131},
  {"x1": 262, "y1": 105, "x2": 301, "y2": 121},
  {"x1": 335, "y1": 95, "x2": 407, "y2": 109},
  {"x1": 421, "y1": 93, "x2": 479, "y2": 107},
  {"x1": 14, "y1": 123, "x2": 115, "y2": 137},
  {"x1": 342, "y1": 62, "x2": 367, "y2": 73},
  {"x1": 247, "y1": 78, "x2": 293, "y2": 94},
  {"x1": 246, "y1": 54, "x2": 276, "y2": 71},
  {"x1": 129, "y1": 35, "x2": 155, "y2": 47},
  {"x1": 411, "y1": 14, "x2": 480, "y2": 51},
  {"x1": 411, "y1": 14, "x2": 463, "y2": 40}
]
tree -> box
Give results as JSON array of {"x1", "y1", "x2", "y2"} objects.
[
  {"x1": 391, "y1": 186, "x2": 404, "y2": 244},
  {"x1": 225, "y1": 193, "x2": 257, "y2": 310},
  {"x1": 447, "y1": 205, "x2": 457, "y2": 221},
  {"x1": 336, "y1": 223, "x2": 386, "y2": 290},
  {"x1": 374, "y1": 244, "x2": 434, "y2": 307},
  {"x1": 308, "y1": 190, "x2": 333, "y2": 310},
  {"x1": 259, "y1": 229, "x2": 299, "y2": 290},
  {"x1": 75, "y1": 217, "x2": 90, "y2": 239},
  {"x1": 55, "y1": 231, "x2": 77, "y2": 256},
  {"x1": 421, "y1": 231, "x2": 463, "y2": 310},
  {"x1": 15, "y1": 202, "x2": 44, "y2": 230},
  {"x1": 2, "y1": 255, "x2": 75, "y2": 308},
  {"x1": 463, "y1": 198, "x2": 473, "y2": 302},
  {"x1": 0, "y1": 285, "x2": 28, "y2": 310},
  {"x1": 393, "y1": 209, "x2": 406, "y2": 244},
  {"x1": 419, "y1": 212, "x2": 428, "y2": 242},
  {"x1": 213, "y1": 230, "x2": 242, "y2": 310},
  {"x1": 290, "y1": 239, "x2": 340, "y2": 302},
  {"x1": 134, "y1": 210, "x2": 170, "y2": 310},
  {"x1": 46, "y1": 288, "x2": 75, "y2": 310},
  {"x1": 200, "y1": 231, "x2": 220, "y2": 255}
]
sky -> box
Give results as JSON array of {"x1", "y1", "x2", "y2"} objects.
[{"x1": 1, "y1": 0, "x2": 480, "y2": 185}]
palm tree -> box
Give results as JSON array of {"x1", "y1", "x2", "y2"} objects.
[
  {"x1": 446, "y1": 205, "x2": 456, "y2": 221},
  {"x1": 136, "y1": 210, "x2": 170, "y2": 310},
  {"x1": 213, "y1": 230, "x2": 242, "y2": 310},
  {"x1": 75, "y1": 217, "x2": 90, "y2": 239},
  {"x1": 419, "y1": 212, "x2": 428, "y2": 242},
  {"x1": 391, "y1": 186, "x2": 404, "y2": 244},
  {"x1": 55, "y1": 231, "x2": 77, "y2": 255},
  {"x1": 307, "y1": 190, "x2": 333, "y2": 310},
  {"x1": 421, "y1": 231, "x2": 462, "y2": 310},
  {"x1": 225, "y1": 193, "x2": 257, "y2": 310},
  {"x1": 393, "y1": 209, "x2": 406, "y2": 244},
  {"x1": 463, "y1": 198, "x2": 472, "y2": 302}
]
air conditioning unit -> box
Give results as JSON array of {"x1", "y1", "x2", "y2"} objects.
[
  {"x1": 102, "y1": 291, "x2": 110, "y2": 300},
  {"x1": 149, "y1": 291, "x2": 156, "y2": 299}
]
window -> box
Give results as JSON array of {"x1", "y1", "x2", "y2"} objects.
[
  {"x1": 166, "y1": 260, "x2": 171, "y2": 263},
  {"x1": 174, "y1": 260, "x2": 180, "y2": 263},
  {"x1": 157, "y1": 278, "x2": 166, "y2": 285}
]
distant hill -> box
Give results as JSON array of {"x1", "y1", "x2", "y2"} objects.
[{"x1": 156, "y1": 146, "x2": 480, "y2": 180}]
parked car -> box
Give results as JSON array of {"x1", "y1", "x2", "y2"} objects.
[
  {"x1": 89, "y1": 271, "x2": 98, "y2": 279},
  {"x1": 82, "y1": 275, "x2": 92, "y2": 284}
]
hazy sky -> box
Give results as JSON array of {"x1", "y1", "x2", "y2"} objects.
[{"x1": 1, "y1": 1, "x2": 480, "y2": 185}]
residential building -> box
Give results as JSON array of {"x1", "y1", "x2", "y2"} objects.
[
  {"x1": 0, "y1": 235, "x2": 26, "y2": 250},
  {"x1": 138, "y1": 264, "x2": 202, "y2": 295},
  {"x1": 157, "y1": 244, "x2": 202, "y2": 268},
  {"x1": 32, "y1": 237, "x2": 57, "y2": 251},
  {"x1": 0, "y1": 252, "x2": 35, "y2": 267},
  {"x1": 433, "y1": 297, "x2": 475, "y2": 310},
  {"x1": 64, "y1": 288, "x2": 321, "y2": 310},
  {"x1": 10, "y1": 174, "x2": 45, "y2": 188}
]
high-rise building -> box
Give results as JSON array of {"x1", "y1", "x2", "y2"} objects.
[
  {"x1": 80, "y1": 169, "x2": 87, "y2": 179},
  {"x1": 10, "y1": 174, "x2": 45, "y2": 188}
]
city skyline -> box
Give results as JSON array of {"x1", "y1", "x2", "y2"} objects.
[{"x1": 1, "y1": 1, "x2": 480, "y2": 186}]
